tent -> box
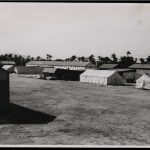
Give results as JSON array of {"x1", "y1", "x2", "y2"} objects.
[
  {"x1": 80, "y1": 70, "x2": 125, "y2": 85},
  {"x1": 2, "y1": 65, "x2": 15, "y2": 73},
  {"x1": 136, "y1": 74, "x2": 150, "y2": 90}
]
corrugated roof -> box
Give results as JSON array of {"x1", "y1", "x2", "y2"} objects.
[
  {"x1": 80, "y1": 70, "x2": 116, "y2": 77},
  {"x1": 43, "y1": 68, "x2": 57, "y2": 74},
  {"x1": 26, "y1": 61, "x2": 91, "y2": 67},
  {"x1": 129, "y1": 64, "x2": 150, "y2": 69},
  {"x1": 2, "y1": 65, "x2": 14, "y2": 70},
  {"x1": 123, "y1": 72, "x2": 142, "y2": 80},
  {"x1": 0, "y1": 61, "x2": 15, "y2": 65},
  {"x1": 99, "y1": 64, "x2": 118, "y2": 69},
  {"x1": 15, "y1": 66, "x2": 44, "y2": 74},
  {"x1": 110, "y1": 69, "x2": 134, "y2": 72}
]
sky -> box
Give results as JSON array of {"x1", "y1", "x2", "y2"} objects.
[{"x1": 0, "y1": 3, "x2": 150, "y2": 60}]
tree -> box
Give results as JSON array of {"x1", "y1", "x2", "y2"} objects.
[
  {"x1": 70, "y1": 55, "x2": 77, "y2": 61},
  {"x1": 46, "y1": 54, "x2": 52, "y2": 60},
  {"x1": 77, "y1": 57, "x2": 82, "y2": 62},
  {"x1": 102, "y1": 57, "x2": 112, "y2": 64},
  {"x1": 146, "y1": 56, "x2": 150, "y2": 64},
  {"x1": 111, "y1": 53, "x2": 118, "y2": 63},
  {"x1": 140, "y1": 58, "x2": 145, "y2": 64},
  {"x1": 119, "y1": 56, "x2": 135, "y2": 68},
  {"x1": 8, "y1": 54, "x2": 13, "y2": 61},
  {"x1": 65, "y1": 58, "x2": 71, "y2": 61},
  {"x1": 88, "y1": 54, "x2": 96, "y2": 64},
  {"x1": 36, "y1": 56, "x2": 41, "y2": 61},
  {"x1": 127, "y1": 51, "x2": 131, "y2": 57},
  {"x1": 77, "y1": 56, "x2": 86, "y2": 62},
  {"x1": 31, "y1": 57, "x2": 34, "y2": 61}
]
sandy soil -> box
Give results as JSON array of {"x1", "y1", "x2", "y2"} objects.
[{"x1": 0, "y1": 74, "x2": 150, "y2": 146}]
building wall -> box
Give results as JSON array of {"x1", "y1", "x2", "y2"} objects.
[
  {"x1": 85, "y1": 63, "x2": 96, "y2": 69},
  {"x1": 108, "y1": 72, "x2": 125, "y2": 85},
  {"x1": 80, "y1": 75, "x2": 108, "y2": 85},
  {"x1": 54, "y1": 66, "x2": 85, "y2": 70},
  {"x1": 136, "y1": 69, "x2": 150, "y2": 74},
  {"x1": 0, "y1": 69, "x2": 9, "y2": 113}
]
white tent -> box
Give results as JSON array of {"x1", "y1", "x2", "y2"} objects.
[
  {"x1": 136, "y1": 74, "x2": 150, "y2": 90},
  {"x1": 80, "y1": 70, "x2": 125, "y2": 85}
]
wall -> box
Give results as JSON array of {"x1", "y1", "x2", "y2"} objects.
[
  {"x1": 136, "y1": 69, "x2": 150, "y2": 74},
  {"x1": 0, "y1": 70, "x2": 9, "y2": 113},
  {"x1": 85, "y1": 63, "x2": 96, "y2": 69}
]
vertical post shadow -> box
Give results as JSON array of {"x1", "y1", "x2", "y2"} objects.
[{"x1": 0, "y1": 103, "x2": 56, "y2": 124}]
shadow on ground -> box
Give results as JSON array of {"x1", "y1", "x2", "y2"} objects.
[{"x1": 0, "y1": 103, "x2": 56, "y2": 124}]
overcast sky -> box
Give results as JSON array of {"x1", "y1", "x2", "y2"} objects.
[{"x1": 0, "y1": 3, "x2": 150, "y2": 59}]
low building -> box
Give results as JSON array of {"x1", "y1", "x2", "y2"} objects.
[
  {"x1": 42, "y1": 68, "x2": 84, "y2": 81},
  {"x1": 110, "y1": 69, "x2": 135, "y2": 75},
  {"x1": 26, "y1": 61, "x2": 96, "y2": 70},
  {"x1": 0, "y1": 61, "x2": 15, "y2": 66},
  {"x1": 80, "y1": 70, "x2": 125, "y2": 85},
  {"x1": 2, "y1": 65, "x2": 15, "y2": 73},
  {"x1": 0, "y1": 61, "x2": 16, "y2": 73},
  {"x1": 15, "y1": 66, "x2": 44, "y2": 74},
  {"x1": 98, "y1": 64, "x2": 119, "y2": 70},
  {"x1": 136, "y1": 73, "x2": 150, "y2": 90},
  {"x1": 129, "y1": 64, "x2": 150, "y2": 74},
  {"x1": 0, "y1": 68, "x2": 10, "y2": 113}
]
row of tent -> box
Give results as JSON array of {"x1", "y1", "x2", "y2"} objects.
[{"x1": 1, "y1": 65, "x2": 150, "y2": 89}]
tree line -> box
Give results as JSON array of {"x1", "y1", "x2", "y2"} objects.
[{"x1": 0, "y1": 51, "x2": 150, "y2": 67}]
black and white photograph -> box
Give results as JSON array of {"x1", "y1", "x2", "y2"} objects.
[{"x1": 0, "y1": 1, "x2": 150, "y2": 147}]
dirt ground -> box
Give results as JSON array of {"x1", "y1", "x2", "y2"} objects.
[{"x1": 0, "y1": 74, "x2": 150, "y2": 146}]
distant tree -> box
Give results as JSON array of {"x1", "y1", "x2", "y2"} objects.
[
  {"x1": 46, "y1": 54, "x2": 52, "y2": 60},
  {"x1": 31, "y1": 57, "x2": 34, "y2": 61},
  {"x1": 97, "y1": 55, "x2": 112, "y2": 66},
  {"x1": 70, "y1": 55, "x2": 77, "y2": 61},
  {"x1": 77, "y1": 57, "x2": 82, "y2": 62},
  {"x1": 77, "y1": 56, "x2": 86, "y2": 62},
  {"x1": 102, "y1": 57, "x2": 112, "y2": 64},
  {"x1": 8, "y1": 54, "x2": 13, "y2": 61},
  {"x1": 134, "y1": 58, "x2": 138, "y2": 63},
  {"x1": 88, "y1": 54, "x2": 96, "y2": 64},
  {"x1": 119, "y1": 56, "x2": 135, "y2": 68},
  {"x1": 146, "y1": 56, "x2": 150, "y2": 64},
  {"x1": 65, "y1": 58, "x2": 71, "y2": 61},
  {"x1": 96, "y1": 56, "x2": 102, "y2": 67},
  {"x1": 140, "y1": 58, "x2": 145, "y2": 64},
  {"x1": 98, "y1": 56, "x2": 102, "y2": 61},
  {"x1": 111, "y1": 53, "x2": 118, "y2": 63},
  {"x1": 127, "y1": 51, "x2": 131, "y2": 57},
  {"x1": 36, "y1": 56, "x2": 41, "y2": 61}
]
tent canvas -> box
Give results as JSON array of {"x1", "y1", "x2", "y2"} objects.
[
  {"x1": 80, "y1": 70, "x2": 125, "y2": 85},
  {"x1": 136, "y1": 74, "x2": 150, "y2": 90}
]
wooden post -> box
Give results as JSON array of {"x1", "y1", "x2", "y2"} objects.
[{"x1": 0, "y1": 68, "x2": 10, "y2": 113}]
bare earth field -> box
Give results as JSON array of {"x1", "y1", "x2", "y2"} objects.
[{"x1": 0, "y1": 74, "x2": 150, "y2": 145}]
